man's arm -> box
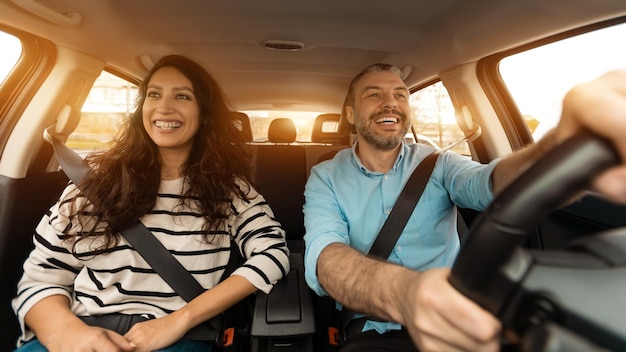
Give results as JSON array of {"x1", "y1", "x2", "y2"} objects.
[
  {"x1": 317, "y1": 243, "x2": 410, "y2": 323},
  {"x1": 490, "y1": 130, "x2": 558, "y2": 195},
  {"x1": 317, "y1": 242, "x2": 501, "y2": 351}
]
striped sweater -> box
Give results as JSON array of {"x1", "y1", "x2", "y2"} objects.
[{"x1": 12, "y1": 177, "x2": 290, "y2": 345}]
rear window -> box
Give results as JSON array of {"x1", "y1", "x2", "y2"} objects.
[{"x1": 243, "y1": 110, "x2": 322, "y2": 142}]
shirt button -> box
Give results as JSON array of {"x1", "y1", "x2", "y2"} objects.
[
  {"x1": 396, "y1": 245, "x2": 402, "y2": 251},
  {"x1": 384, "y1": 175, "x2": 388, "y2": 180}
]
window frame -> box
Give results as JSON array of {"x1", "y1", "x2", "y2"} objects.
[
  {"x1": 476, "y1": 16, "x2": 626, "y2": 152},
  {"x1": 0, "y1": 25, "x2": 56, "y2": 156}
]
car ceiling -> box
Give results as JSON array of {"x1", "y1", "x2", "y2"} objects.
[{"x1": 1, "y1": 0, "x2": 626, "y2": 113}]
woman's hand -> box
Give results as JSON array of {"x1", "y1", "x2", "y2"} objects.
[
  {"x1": 124, "y1": 315, "x2": 187, "y2": 352},
  {"x1": 26, "y1": 295, "x2": 136, "y2": 352},
  {"x1": 43, "y1": 323, "x2": 136, "y2": 352}
]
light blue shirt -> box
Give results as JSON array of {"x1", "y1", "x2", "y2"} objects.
[{"x1": 303, "y1": 141, "x2": 499, "y2": 334}]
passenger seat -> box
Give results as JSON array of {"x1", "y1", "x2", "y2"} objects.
[{"x1": 249, "y1": 114, "x2": 351, "y2": 253}]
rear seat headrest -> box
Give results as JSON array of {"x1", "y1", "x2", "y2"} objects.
[
  {"x1": 311, "y1": 113, "x2": 351, "y2": 145},
  {"x1": 268, "y1": 118, "x2": 297, "y2": 143},
  {"x1": 230, "y1": 111, "x2": 253, "y2": 142}
]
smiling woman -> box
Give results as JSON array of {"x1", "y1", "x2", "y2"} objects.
[{"x1": 11, "y1": 54, "x2": 290, "y2": 352}]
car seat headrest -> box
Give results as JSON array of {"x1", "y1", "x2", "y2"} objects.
[
  {"x1": 312, "y1": 113, "x2": 348, "y2": 144},
  {"x1": 268, "y1": 118, "x2": 296, "y2": 143},
  {"x1": 312, "y1": 113, "x2": 352, "y2": 145},
  {"x1": 230, "y1": 111, "x2": 253, "y2": 142}
]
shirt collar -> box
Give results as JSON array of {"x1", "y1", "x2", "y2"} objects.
[{"x1": 350, "y1": 140, "x2": 406, "y2": 176}]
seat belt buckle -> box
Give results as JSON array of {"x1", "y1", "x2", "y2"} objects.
[
  {"x1": 328, "y1": 327, "x2": 339, "y2": 345},
  {"x1": 223, "y1": 327, "x2": 235, "y2": 347}
]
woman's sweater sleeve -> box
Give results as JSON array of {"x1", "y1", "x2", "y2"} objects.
[
  {"x1": 11, "y1": 184, "x2": 86, "y2": 342},
  {"x1": 229, "y1": 183, "x2": 290, "y2": 293}
]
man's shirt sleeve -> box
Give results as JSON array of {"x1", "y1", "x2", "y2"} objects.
[
  {"x1": 440, "y1": 152, "x2": 500, "y2": 210},
  {"x1": 302, "y1": 162, "x2": 350, "y2": 296}
]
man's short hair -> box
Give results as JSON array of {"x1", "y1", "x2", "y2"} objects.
[{"x1": 345, "y1": 63, "x2": 404, "y2": 107}]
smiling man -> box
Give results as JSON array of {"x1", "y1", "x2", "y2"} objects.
[
  {"x1": 303, "y1": 63, "x2": 502, "y2": 352},
  {"x1": 345, "y1": 66, "x2": 412, "y2": 155},
  {"x1": 302, "y1": 64, "x2": 626, "y2": 351}
]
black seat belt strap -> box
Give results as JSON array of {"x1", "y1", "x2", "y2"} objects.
[
  {"x1": 119, "y1": 221, "x2": 205, "y2": 301},
  {"x1": 368, "y1": 151, "x2": 440, "y2": 258},
  {"x1": 339, "y1": 150, "x2": 441, "y2": 340}
]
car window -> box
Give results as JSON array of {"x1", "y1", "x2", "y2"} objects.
[
  {"x1": 243, "y1": 110, "x2": 321, "y2": 142},
  {"x1": 0, "y1": 30, "x2": 21, "y2": 85},
  {"x1": 410, "y1": 82, "x2": 470, "y2": 155},
  {"x1": 69, "y1": 71, "x2": 138, "y2": 154},
  {"x1": 499, "y1": 21, "x2": 626, "y2": 140}
]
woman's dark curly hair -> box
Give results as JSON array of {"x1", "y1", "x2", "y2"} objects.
[{"x1": 71, "y1": 55, "x2": 252, "y2": 253}]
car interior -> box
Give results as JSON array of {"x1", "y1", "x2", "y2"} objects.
[{"x1": 2, "y1": 0, "x2": 626, "y2": 351}]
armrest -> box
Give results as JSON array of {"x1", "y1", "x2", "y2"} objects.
[{"x1": 250, "y1": 252, "x2": 316, "y2": 337}]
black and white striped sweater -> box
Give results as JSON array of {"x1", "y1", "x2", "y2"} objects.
[{"x1": 12, "y1": 177, "x2": 290, "y2": 345}]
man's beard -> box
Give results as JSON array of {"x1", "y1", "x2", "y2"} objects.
[{"x1": 355, "y1": 110, "x2": 410, "y2": 151}]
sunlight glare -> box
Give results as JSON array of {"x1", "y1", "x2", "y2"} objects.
[{"x1": 0, "y1": 31, "x2": 22, "y2": 84}]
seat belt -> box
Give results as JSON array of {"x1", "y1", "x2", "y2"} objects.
[
  {"x1": 339, "y1": 150, "x2": 441, "y2": 341},
  {"x1": 43, "y1": 127, "x2": 232, "y2": 341}
]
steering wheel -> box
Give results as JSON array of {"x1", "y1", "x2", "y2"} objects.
[{"x1": 449, "y1": 132, "x2": 625, "y2": 351}]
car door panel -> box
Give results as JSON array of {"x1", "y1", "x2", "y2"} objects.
[{"x1": 0, "y1": 171, "x2": 69, "y2": 351}]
